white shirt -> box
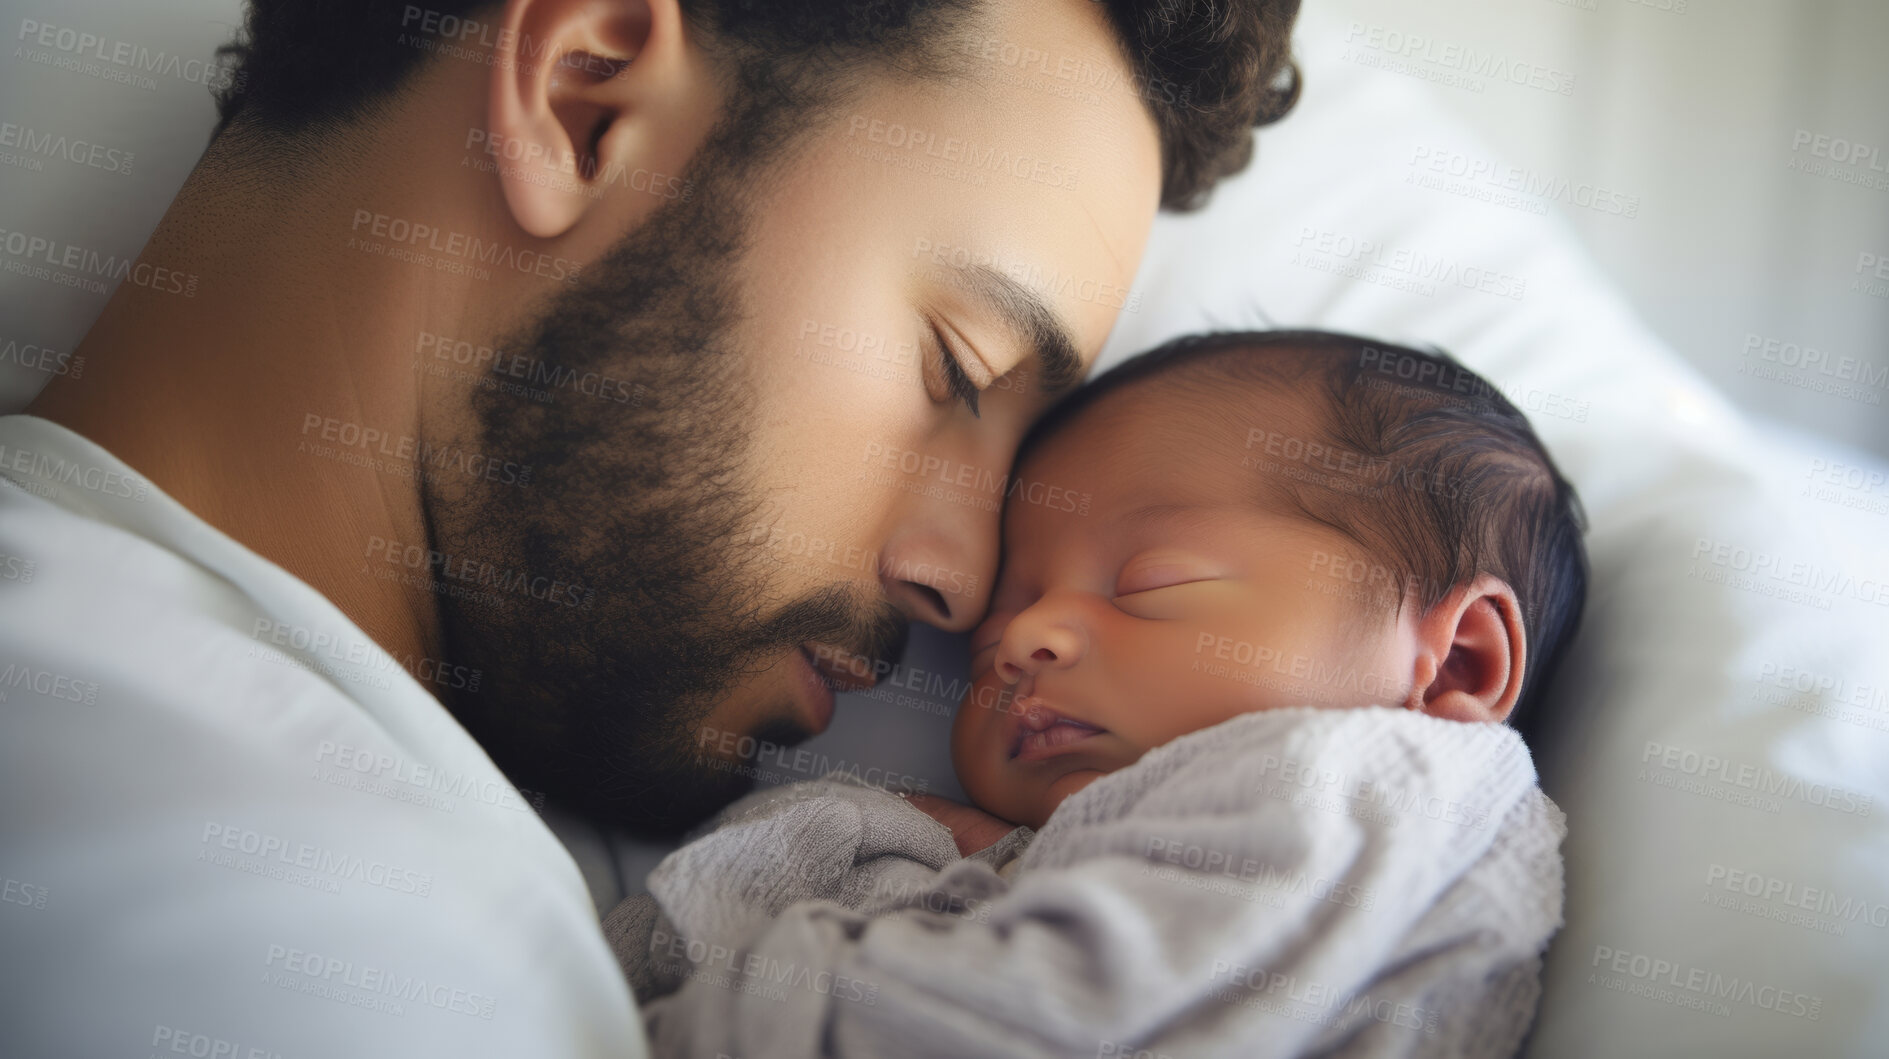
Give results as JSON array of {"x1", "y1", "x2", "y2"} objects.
[{"x1": 0, "y1": 415, "x2": 646, "y2": 1057}]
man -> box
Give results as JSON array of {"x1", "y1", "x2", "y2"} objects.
[{"x1": 0, "y1": 0, "x2": 1298, "y2": 1053}]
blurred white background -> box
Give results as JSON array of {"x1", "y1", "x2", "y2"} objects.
[
  {"x1": 3, "y1": 0, "x2": 1885, "y2": 455},
  {"x1": 1311, "y1": 0, "x2": 1889, "y2": 457}
]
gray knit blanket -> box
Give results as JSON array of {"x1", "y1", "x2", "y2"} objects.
[{"x1": 605, "y1": 705, "x2": 1567, "y2": 1059}]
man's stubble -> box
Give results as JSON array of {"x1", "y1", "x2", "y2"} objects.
[{"x1": 420, "y1": 91, "x2": 908, "y2": 838}]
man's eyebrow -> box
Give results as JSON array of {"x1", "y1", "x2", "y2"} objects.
[{"x1": 958, "y1": 264, "x2": 1086, "y2": 396}]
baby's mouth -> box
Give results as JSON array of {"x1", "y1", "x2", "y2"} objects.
[{"x1": 1009, "y1": 695, "x2": 1107, "y2": 762}]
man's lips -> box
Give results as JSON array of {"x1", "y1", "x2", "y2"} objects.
[
  {"x1": 790, "y1": 647, "x2": 837, "y2": 733},
  {"x1": 1009, "y1": 695, "x2": 1107, "y2": 762},
  {"x1": 788, "y1": 642, "x2": 883, "y2": 735},
  {"x1": 803, "y1": 643, "x2": 880, "y2": 692}
]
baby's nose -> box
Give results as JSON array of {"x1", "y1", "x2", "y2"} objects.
[
  {"x1": 993, "y1": 611, "x2": 1086, "y2": 683},
  {"x1": 996, "y1": 648, "x2": 1054, "y2": 684}
]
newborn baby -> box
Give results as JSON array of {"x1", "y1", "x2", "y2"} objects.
[
  {"x1": 608, "y1": 329, "x2": 1585, "y2": 1059},
  {"x1": 945, "y1": 327, "x2": 1586, "y2": 835}
]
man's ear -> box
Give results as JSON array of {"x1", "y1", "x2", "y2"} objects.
[
  {"x1": 1404, "y1": 574, "x2": 1527, "y2": 724},
  {"x1": 487, "y1": 0, "x2": 695, "y2": 238}
]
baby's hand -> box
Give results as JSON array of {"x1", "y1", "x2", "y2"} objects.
[{"x1": 901, "y1": 792, "x2": 1016, "y2": 857}]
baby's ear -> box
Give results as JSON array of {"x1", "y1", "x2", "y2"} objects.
[{"x1": 1404, "y1": 574, "x2": 1526, "y2": 724}]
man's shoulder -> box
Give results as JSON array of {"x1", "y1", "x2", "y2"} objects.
[
  {"x1": 0, "y1": 466, "x2": 397, "y2": 754},
  {"x1": 0, "y1": 448, "x2": 575, "y2": 903},
  {"x1": 0, "y1": 474, "x2": 645, "y2": 1056}
]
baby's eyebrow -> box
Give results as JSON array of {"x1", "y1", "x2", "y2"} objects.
[{"x1": 1111, "y1": 502, "x2": 1206, "y2": 530}]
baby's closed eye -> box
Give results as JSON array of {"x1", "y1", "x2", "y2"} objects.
[
  {"x1": 1114, "y1": 551, "x2": 1224, "y2": 597},
  {"x1": 1111, "y1": 577, "x2": 1228, "y2": 619}
]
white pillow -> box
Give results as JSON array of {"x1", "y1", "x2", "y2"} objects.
[{"x1": 0, "y1": 0, "x2": 234, "y2": 410}]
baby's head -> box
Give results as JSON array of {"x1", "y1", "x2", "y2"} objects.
[{"x1": 951, "y1": 330, "x2": 1588, "y2": 827}]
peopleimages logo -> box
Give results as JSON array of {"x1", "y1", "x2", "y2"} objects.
[
  {"x1": 0, "y1": 118, "x2": 135, "y2": 175},
  {"x1": 0, "y1": 336, "x2": 81, "y2": 379},
  {"x1": 693, "y1": 726, "x2": 930, "y2": 796},
  {"x1": 1690, "y1": 537, "x2": 1889, "y2": 609},
  {"x1": 1407, "y1": 145, "x2": 1639, "y2": 218},
  {"x1": 1589, "y1": 945, "x2": 1822, "y2": 1020},
  {"x1": 0, "y1": 442, "x2": 150, "y2": 501},
  {"x1": 743, "y1": 523, "x2": 981, "y2": 600},
  {"x1": 199, "y1": 822, "x2": 433, "y2": 898},
  {"x1": 262, "y1": 943, "x2": 498, "y2": 1020},
  {"x1": 462, "y1": 129, "x2": 690, "y2": 201},
  {"x1": 415, "y1": 331, "x2": 642, "y2": 405},
  {"x1": 845, "y1": 114, "x2": 1082, "y2": 191},
  {"x1": 0, "y1": 663, "x2": 99, "y2": 705},
  {"x1": 1193, "y1": 632, "x2": 1406, "y2": 700},
  {"x1": 1290, "y1": 226, "x2": 1527, "y2": 302},
  {"x1": 251, "y1": 617, "x2": 482, "y2": 694},
  {"x1": 349, "y1": 209, "x2": 582, "y2": 283},
  {"x1": 1787, "y1": 129, "x2": 1889, "y2": 192},
  {"x1": 1740, "y1": 333, "x2": 1887, "y2": 392},
  {"x1": 1641, "y1": 740, "x2": 1874, "y2": 816},
  {"x1": 1143, "y1": 836, "x2": 1375, "y2": 910},
  {"x1": 1207, "y1": 961, "x2": 1442, "y2": 1037},
  {"x1": 1341, "y1": 21, "x2": 1575, "y2": 96},
  {"x1": 1254, "y1": 753, "x2": 1491, "y2": 831},
  {"x1": 0, "y1": 226, "x2": 197, "y2": 297},
  {"x1": 299, "y1": 414, "x2": 533, "y2": 487},
  {"x1": 364, "y1": 535, "x2": 592, "y2": 611},
  {"x1": 13, "y1": 18, "x2": 241, "y2": 91},
  {"x1": 648, "y1": 928, "x2": 880, "y2": 1007},
  {"x1": 1705, "y1": 863, "x2": 1889, "y2": 930},
  {"x1": 313, "y1": 739, "x2": 543, "y2": 815},
  {"x1": 148, "y1": 1024, "x2": 284, "y2": 1059}
]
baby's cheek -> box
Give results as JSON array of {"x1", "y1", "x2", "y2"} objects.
[
  {"x1": 951, "y1": 671, "x2": 1015, "y2": 810},
  {"x1": 1107, "y1": 624, "x2": 1281, "y2": 744},
  {"x1": 953, "y1": 670, "x2": 1016, "y2": 750}
]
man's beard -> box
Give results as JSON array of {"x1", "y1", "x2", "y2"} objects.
[{"x1": 419, "y1": 99, "x2": 907, "y2": 839}]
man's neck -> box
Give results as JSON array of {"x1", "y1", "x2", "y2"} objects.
[{"x1": 26, "y1": 123, "x2": 499, "y2": 679}]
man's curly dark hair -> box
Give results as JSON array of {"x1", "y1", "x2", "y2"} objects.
[{"x1": 211, "y1": 0, "x2": 1300, "y2": 211}]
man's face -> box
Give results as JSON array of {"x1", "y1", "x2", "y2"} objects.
[{"x1": 424, "y1": 0, "x2": 1163, "y2": 835}]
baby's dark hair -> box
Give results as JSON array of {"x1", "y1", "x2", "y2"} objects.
[{"x1": 1016, "y1": 329, "x2": 1588, "y2": 745}]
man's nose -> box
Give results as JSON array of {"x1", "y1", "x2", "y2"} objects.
[
  {"x1": 993, "y1": 593, "x2": 1087, "y2": 683},
  {"x1": 877, "y1": 494, "x2": 1000, "y2": 633}
]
